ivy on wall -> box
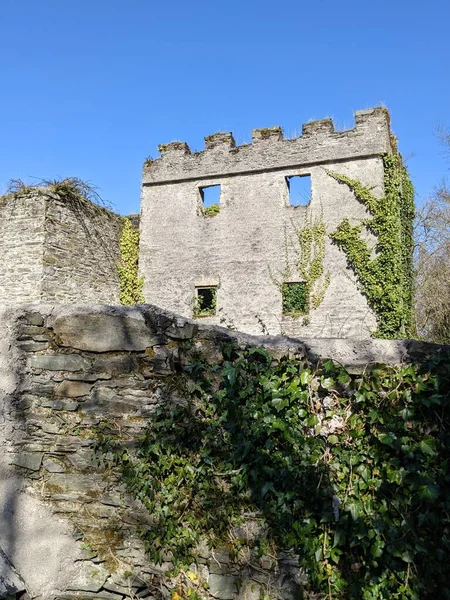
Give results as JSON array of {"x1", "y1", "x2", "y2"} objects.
[
  {"x1": 117, "y1": 217, "x2": 145, "y2": 305},
  {"x1": 96, "y1": 343, "x2": 450, "y2": 599},
  {"x1": 272, "y1": 216, "x2": 330, "y2": 317},
  {"x1": 328, "y1": 153, "x2": 415, "y2": 338}
]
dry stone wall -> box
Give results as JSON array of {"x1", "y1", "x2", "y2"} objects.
[
  {"x1": 0, "y1": 191, "x2": 121, "y2": 306},
  {"x1": 140, "y1": 107, "x2": 392, "y2": 338},
  {"x1": 0, "y1": 303, "x2": 446, "y2": 600}
]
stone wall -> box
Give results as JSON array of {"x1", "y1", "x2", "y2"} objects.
[
  {"x1": 41, "y1": 195, "x2": 121, "y2": 303},
  {"x1": 0, "y1": 303, "x2": 446, "y2": 600},
  {"x1": 0, "y1": 191, "x2": 121, "y2": 306},
  {"x1": 140, "y1": 107, "x2": 393, "y2": 338},
  {"x1": 0, "y1": 194, "x2": 47, "y2": 305}
]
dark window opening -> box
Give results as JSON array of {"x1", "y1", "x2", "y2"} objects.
[
  {"x1": 200, "y1": 185, "x2": 221, "y2": 216},
  {"x1": 286, "y1": 175, "x2": 311, "y2": 207},
  {"x1": 282, "y1": 282, "x2": 308, "y2": 315},
  {"x1": 194, "y1": 286, "x2": 217, "y2": 316}
]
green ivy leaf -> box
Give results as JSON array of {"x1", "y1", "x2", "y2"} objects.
[{"x1": 419, "y1": 436, "x2": 437, "y2": 456}]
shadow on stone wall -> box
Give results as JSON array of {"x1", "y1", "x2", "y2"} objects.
[{"x1": 1, "y1": 303, "x2": 448, "y2": 600}]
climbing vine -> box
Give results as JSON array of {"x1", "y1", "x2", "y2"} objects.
[
  {"x1": 272, "y1": 216, "x2": 330, "y2": 316},
  {"x1": 328, "y1": 153, "x2": 415, "y2": 338},
  {"x1": 96, "y1": 344, "x2": 450, "y2": 599},
  {"x1": 117, "y1": 217, "x2": 145, "y2": 305}
]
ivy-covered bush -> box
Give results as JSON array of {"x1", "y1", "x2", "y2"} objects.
[
  {"x1": 96, "y1": 344, "x2": 450, "y2": 599},
  {"x1": 117, "y1": 217, "x2": 145, "y2": 305},
  {"x1": 328, "y1": 153, "x2": 415, "y2": 339}
]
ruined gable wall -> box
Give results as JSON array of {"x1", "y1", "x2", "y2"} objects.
[
  {"x1": 0, "y1": 191, "x2": 122, "y2": 306},
  {"x1": 140, "y1": 108, "x2": 391, "y2": 337},
  {"x1": 0, "y1": 194, "x2": 47, "y2": 304},
  {"x1": 42, "y1": 195, "x2": 121, "y2": 303}
]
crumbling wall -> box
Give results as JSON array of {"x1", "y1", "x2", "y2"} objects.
[
  {"x1": 140, "y1": 107, "x2": 393, "y2": 337},
  {"x1": 0, "y1": 191, "x2": 121, "y2": 306},
  {"x1": 42, "y1": 195, "x2": 121, "y2": 303},
  {"x1": 0, "y1": 303, "x2": 445, "y2": 600},
  {"x1": 0, "y1": 194, "x2": 46, "y2": 304}
]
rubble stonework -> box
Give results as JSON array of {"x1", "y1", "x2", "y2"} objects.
[
  {"x1": 140, "y1": 107, "x2": 394, "y2": 337},
  {"x1": 0, "y1": 191, "x2": 121, "y2": 305},
  {"x1": 0, "y1": 304, "x2": 446, "y2": 600}
]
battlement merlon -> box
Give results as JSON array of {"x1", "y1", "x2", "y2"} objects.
[{"x1": 142, "y1": 107, "x2": 393, "y2": 186}]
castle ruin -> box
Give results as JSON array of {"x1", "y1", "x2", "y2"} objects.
[
  {"x1": 140, "y1": 107, "x2": 395, "y2": 338},
  {"x1": 0, "y1": 109, "x2": 433, "y2": 600}
]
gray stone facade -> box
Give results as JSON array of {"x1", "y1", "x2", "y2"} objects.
[
  {"x1": 140, "y1": 107, "x2": 393, "y2": 337},
  {"x1": 0, "y1": 191, "x2": 121, "y2": 306}
]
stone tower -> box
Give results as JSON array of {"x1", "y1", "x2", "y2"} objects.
[{"x1": 139, "y1": 107, "x2": 395, "y2": 337}]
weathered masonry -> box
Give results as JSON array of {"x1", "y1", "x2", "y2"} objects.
[
  {"x1": 140, "y1": 107, "x2": 401, "y2": 338},
  {"x1": 0, "y1": 189, "x2": 121, "y2": 305},
  {"x1": 0, "y1": 303, "x2": 444, "y2": 599}
]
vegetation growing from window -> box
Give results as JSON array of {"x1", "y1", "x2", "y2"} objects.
[
  {"x1": 203, "y1": 203, "x2": 220, "y2": 217},
  {"x1": 117, "y1": 218, "x2": 145, "y2": 305},
  {"x1": 96, "y1": 344, "x2": 450, "y2": 599},
  {"x1": 281, "y1": 282, "x2": 308, "y2": 314},
  {"x1": 193, "y1": 287, "x2": 216, "y2": 316},
  {"x1": 271, "y1": 216, "x2": 330, "y2": 317},
  {"x1": 328, "y1": 152, "x2": 415, "y2": 338}
]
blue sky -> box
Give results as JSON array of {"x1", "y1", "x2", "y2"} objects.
[{"x1": 0, "y1": 0, "x2": 448, "y2": 215}]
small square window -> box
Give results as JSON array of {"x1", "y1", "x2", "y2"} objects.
[
  {"x1": 194, "y1": 286, "x2": 217, "y2": 316},
  {"x1": 200, "y1": 185, "x2": 221, "y2": 216},
  {"x1": 282, "y1": 282, "x2": 308, "y2": 315},
  {"x1": 286, "y1": 175, "x2": 311, "y2": 207}
]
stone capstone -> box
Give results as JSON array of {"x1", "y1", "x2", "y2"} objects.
[{"x1": 53, "y1": 313, "x2": 162, "y2": 352}]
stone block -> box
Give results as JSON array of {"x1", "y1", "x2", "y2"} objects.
[
  {"x1": 53, "y1": 313, "x2": 162, "y2": 352},
  {"x1": 46, "y1": 473, "x2": 106, "y2": 493},
  {"x1": 41, "y1": 398, "x2": 79, "y2": 411},
  {"x1": 43, "y1": 457, "x2": 66, "y2": 473},
  {"x1": 18, "y1": 340, "x2": 50, "y2": 352},
  {"x1": 82, "y1": 386, "x2": 141, "y2": 416},
  {"x1": 23, "y1": 311, "x2": 45, "y2": 326},
  {"x1": 10, "y1": 452, "x2": 43, "y2": 471},
  {"x1": 55, "y1": 381, "x2": 93, "y2": 397},
  {"x1": 30, "y1": 354, "x2": 89, "y2": 371},
  {"x1": 240, "y1": 580, "x2": 263, "y2": 600},
  {"x1": 208, "y1": 574, "x2": 238, "y2": 599},
  {"x1": 92, "y1": 354, "x2": 138, "y2": 374}
]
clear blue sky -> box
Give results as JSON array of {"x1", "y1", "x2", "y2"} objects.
[{"x1": 0, "y1": 0, "x2": 448, "y2": 215}]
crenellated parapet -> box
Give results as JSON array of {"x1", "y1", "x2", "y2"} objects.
[{"x1": 143, "y1": 107, "x2": 392, "y2": 185}]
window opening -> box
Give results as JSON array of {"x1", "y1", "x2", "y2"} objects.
[
  {"x1": 194, "y1": 286, "x2": 217, "y2": 316},
  {"x1": 200, "y1": 185, "x2": 221, "y2": 216},
  {"x1": 286, "y1": 175, "x2": 311, "y2": 207},
  {"x1": 282, "y1": 282, "x2": 308, "y2": 315}
]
